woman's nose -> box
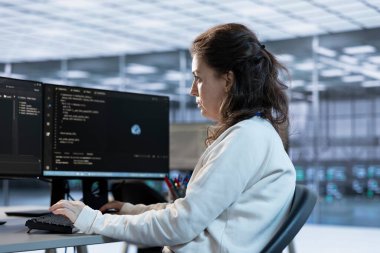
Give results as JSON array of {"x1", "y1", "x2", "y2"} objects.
[{"x1": 190, "y1": 81, "x2": 198, "y2": 96}]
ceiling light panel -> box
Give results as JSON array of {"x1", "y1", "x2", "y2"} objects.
[
  {"x1": 322, "y1": 21, "x2": 361, "y2": 32},
  {"x1": 321, "y1": 69, "x2": 345, "y2": 77},
  {"x1": 0, "y1": 6, "x2": 21, "y2": 16},
  {"x1": 144, "y1": 8, "x2": 181, "y2": 19},
  {"x1": 340, "y1": 55, "x2": 359, "y2": 64},
  {"x1": 1, "y1": 6, "x2": 24, "y2": 18},
  {"x1": 355, "y1": 16, "x2": 380, "y2": 28},
  {"x1": 268, "y1": 16, "x2": 303, "y2": 27},
  {"x1": 301, "y1": 13, "x2": 345, "y2": 23},
  {"x1": 316, "y1": 47, "x2": 337, "y2": 57},
  {"x1": 294, "y1": 9, "x2": 336, "y2": 20},
  {"x1": 264, "y1": 0, "x2": 301, "y2": 4},
  {"x1": 343, "y1": 45, "x2": 376, "y2": 54},
  {"x1": 54, "y1": 0, "x2": 100, "y2": 9},
  {"x1": 174, "y1": 17, "x2": 208, "y2": 26},
  {"x1": 184, "y1": 5, "x2": 221, "y2": 15},
  {"x1": 251, "y1": 23, "x2": 278, "y2": 34},
  {"x1": 261, "y1": 12, "x2": 298, "y2": 23},
  {"x1": 366, "y1": 0, "x2": 380, "y2": 5},
  {"x1": 120, "y1": 0, "x2": 159, "y2": 11},
  {"x1": 3, "y1": 13, "x2": 39, "y2": 25},
  {"x1": 264, "y1": 33, "x2": 294, "y2": 41},
  {"x1": 236, "y1": 6, "x2": 280, "y2": 18},
  {"x1": 342, "y1": 75, "x2": 365, "y2": 83},
  {"x1": 346, "y1": 8, "x2": 380, "y2": 19},
  {"x1": 281, "y1": 23, "x2": 325, "y2": 36},
  {"x1": 362, "y1": 80, "x2": 380, "y2": 88},
  {"x1": 217, "y1": 0, "x2": 259, "y2": 8},
  {"x1": 327, "y1": 1, "x2": 372, "y2": 12},
  {"x1": 125, "y1": 4, "x2": 165, "y2": 14},
  {"x1": 369, "y1": 56, "x2": 380, "y2": 64},
  {"x1": 206, "y1": 12, "x2": 242, "y2": 21},
  {"x1": 130, "y1": 19, "x2": 169, "y2": 29},
  {"x1": 275, "y1": 0, "x2": 316, "y2": 12},
  {"x1": 362, "y1": 63, "x2": 378, "y2": 71},
  {"x1": 22, "y1": 2, "x2": 55, "y2": 11},
  {"x1": 311, "y1": 0, "x2": 350, "y2": 6}
]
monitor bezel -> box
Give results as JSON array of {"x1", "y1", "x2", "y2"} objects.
[{"x1": 41, "y1": 83, "x2": 170, "y2": 180}]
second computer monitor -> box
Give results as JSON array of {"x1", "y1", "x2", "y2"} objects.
[
  {"x1": 43, "y1": 84, "x2": 169, "y2": 179},
  {"x1": 0, "y1": 77, "x2": 43, "y2": 178}
]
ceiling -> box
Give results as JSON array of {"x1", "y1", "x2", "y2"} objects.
[
  {"x1": 1, "y1": 0, "x2": 380, "y2": 63},
  {"x1": 0, "y1": 0, "x2": 380, "y2": 107}
]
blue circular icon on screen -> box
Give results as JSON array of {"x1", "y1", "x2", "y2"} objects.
[{"x1": 131, "y1": 124, "x2": 141, "y2": 135}]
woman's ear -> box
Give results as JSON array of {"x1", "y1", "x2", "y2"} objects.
[{"x1": 224, "y1": 71, "x2": 235, "y2": 92}]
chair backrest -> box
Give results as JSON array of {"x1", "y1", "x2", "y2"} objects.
[{"x1": 260, "y1": 184, "x2": 317, "y2": 253}]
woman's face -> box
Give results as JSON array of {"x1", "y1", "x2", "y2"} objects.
[{"x1": 190, "y1": 55, "x2": 229, "y2": 122}]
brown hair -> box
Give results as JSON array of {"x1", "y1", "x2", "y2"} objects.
[{"x1": 190, "y1": 23, "x2": 289, "y2": 146}]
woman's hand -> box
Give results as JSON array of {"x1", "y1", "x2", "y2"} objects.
[
  {"x1": 99, "y1": 200, "x2": 124, "y2": 214},
  {"x1": 49, "y1": 200, "x2": 85, "y2": 223}
]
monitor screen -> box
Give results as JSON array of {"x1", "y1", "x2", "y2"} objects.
[
  {"x1": 42, "y1": 84, "x2": 169, "y2": 179},
  {"x1": 0, "y1": 77, "x2": 43, "y2": 177}
]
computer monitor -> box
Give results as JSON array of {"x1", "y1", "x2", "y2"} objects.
[
  {"x1": 42, "y1": 84, "x2": 170, "y2": 208},
  {"x1": 0, "y1": 77, "x2": 43, "y2": 178},
  {"x1": 0, "y1": 77, "x2": 169, "y2": 210}
]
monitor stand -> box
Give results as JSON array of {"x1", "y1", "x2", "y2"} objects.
[
  {"x1": 82, "y1": 178, "x2": 109, "y2": 210},
  {"x1": 50, "y1": 178, "x2": 109, "y2": 210},
  {"x1": 50, "y1": 178, "x2": 68, "y2": 205}
]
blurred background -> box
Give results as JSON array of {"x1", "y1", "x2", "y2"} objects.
[{"x1": 1, "y1": 0, "x2": 380, "y2": 237}]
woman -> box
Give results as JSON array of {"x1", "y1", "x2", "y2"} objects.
[{"x1": 50, "y1": 23, "x2": 296, "y2": 253}]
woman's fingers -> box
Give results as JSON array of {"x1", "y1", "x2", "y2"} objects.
[
  {"x1": 49, "y1": 200, "x2": 86, "y2": 223},
  {"x1": 99, "y1": 201, "x2": 123, "y2": 213}
]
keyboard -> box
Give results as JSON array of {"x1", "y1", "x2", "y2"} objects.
[{"x1": 25, "y1": 213, "x2": 75, "y2": 234}]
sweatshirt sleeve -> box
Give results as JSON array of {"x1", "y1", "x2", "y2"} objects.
[
  {"x1": 74, "y1": 124, "x2": 270, "y2": 247},
  {"x1": 120, "y1": 202, "x2": 169, "y2": 215}
]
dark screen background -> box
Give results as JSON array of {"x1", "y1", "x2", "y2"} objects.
[
  {"x1": 44, "y1": 85, "x2": 169, "y2": 177},
  {"x1": 0, "y1": 77, "x2": 42, "y2": 177}
]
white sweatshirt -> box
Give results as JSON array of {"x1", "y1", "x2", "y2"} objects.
[{"x1": 74, "y1": 116, "x2": 296, "y2": 253}]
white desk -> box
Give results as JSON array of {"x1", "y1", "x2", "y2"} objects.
[{"x1": 0, "y1": 214, "x2": 116, "y2": 253}]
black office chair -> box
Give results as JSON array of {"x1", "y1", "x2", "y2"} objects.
[
  {"x1": 112, "y1": 180, "x2": 167, "y2": 205},
  {"x1": 260, "y1": 184, "x2": 317, "y2": 253}
]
